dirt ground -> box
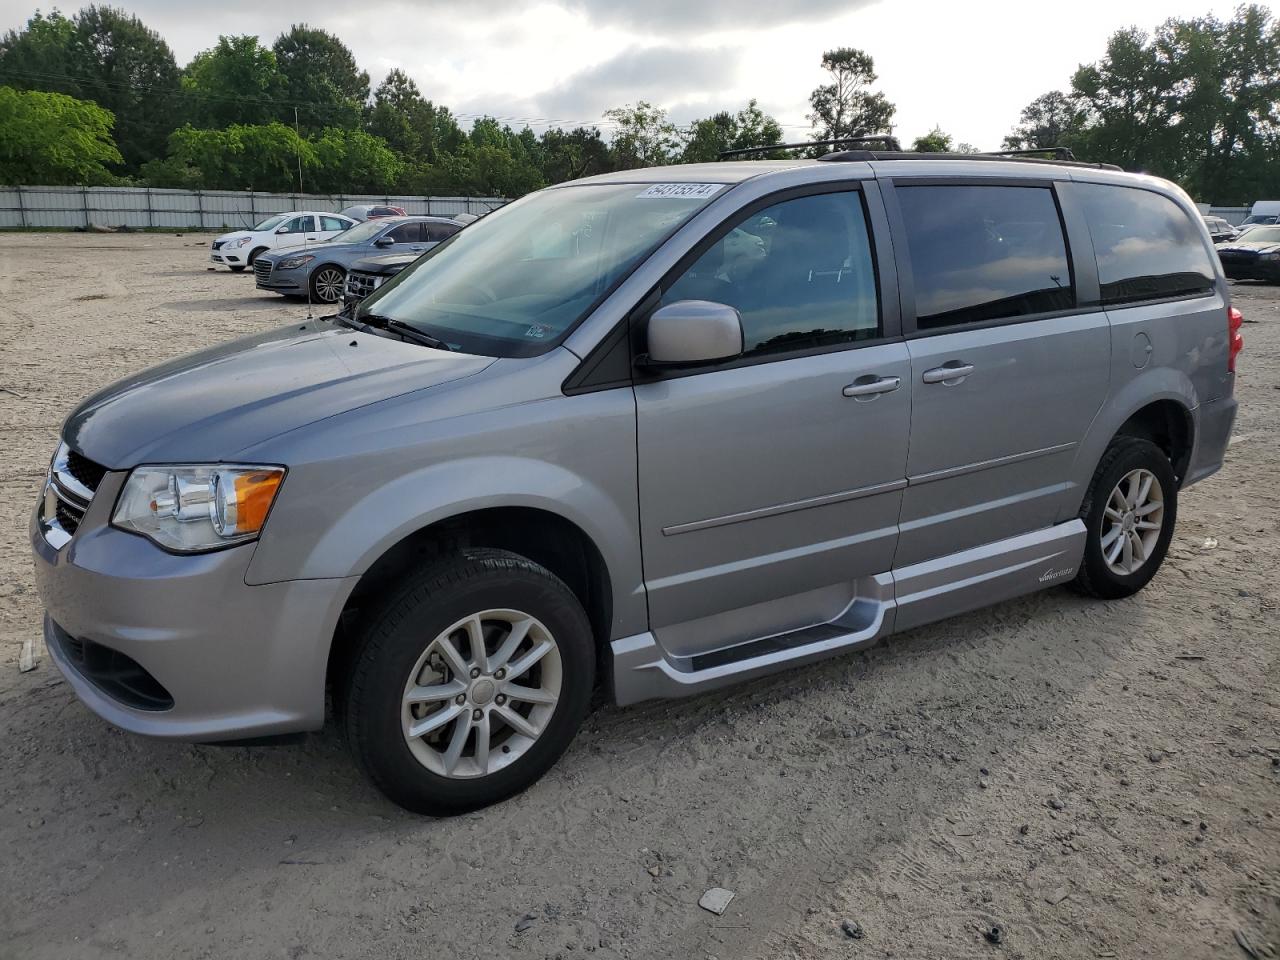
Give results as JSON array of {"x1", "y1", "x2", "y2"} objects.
[{"x1": 0, "y1": 233, "x2": 1276, "y2": 960}]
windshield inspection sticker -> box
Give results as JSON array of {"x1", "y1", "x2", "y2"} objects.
[{"x1": 636, "y1": 182, "x2": 726, "y2": 200}]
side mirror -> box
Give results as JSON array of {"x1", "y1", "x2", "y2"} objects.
[
  {"x1": 374, "y1": 236, "x2": 395, "y2": 248},
  {"x1": 276, "y1": 226, "x2": 290, "y2": 234},
  {"x1": 645, "y1": 300, "x2": 744, "y2": 366}
]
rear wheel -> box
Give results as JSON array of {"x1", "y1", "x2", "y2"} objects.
[
  {"x1": 1072, "y1": 437, "x2": 1177, "y2": 599},
  {"x1": 310, "y1": 266, "x2": 346, "y2": 303},
  {"x1": 344, "y1": 549, "x2": 595, "y2": 815}
]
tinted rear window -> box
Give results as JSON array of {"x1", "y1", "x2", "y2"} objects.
[
  {"x1": 1078, "y1": 184, "x2": 1215, "y2": 305},
  {"x1": 897, "y1": 184, "x2": 1074, "y2": 329}
]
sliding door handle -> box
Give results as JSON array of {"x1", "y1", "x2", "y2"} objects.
[
  {"x1": 922, "y1": 362, "x2": 974, "y2": 385},
  {"x1": 842, "y1": 375, "x2": 902, "y2": 399}
]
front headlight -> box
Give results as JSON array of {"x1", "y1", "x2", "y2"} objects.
[
  {"x1": 232, "y1": 237, "x2": 253, "y2": 248},
  {"x1": 278, "y1": 254, "x2": 315, "y2": 270},
  {"x1": 1262, "y1": 251, "x2": 1280, "y2": 261},
  {"x1": 112, "y1": 464, "x2": 285, "y2": 552}
]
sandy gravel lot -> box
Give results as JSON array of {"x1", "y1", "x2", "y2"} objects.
[{"x1": 0, "y1": 233, "x2": 1276, "y2": 960}]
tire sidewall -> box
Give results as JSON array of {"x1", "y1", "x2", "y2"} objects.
[
  {"x1": 1081, "y1": 439, "x2": 1178, "y2": 598},
  {"x1": 349, "y1": 559, "x2": 594, "y2": 814}
]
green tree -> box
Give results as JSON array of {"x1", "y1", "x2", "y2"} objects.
[
  {"x1": 160, "y1": 122, "x2": 313, "y2": 191},
  {"x1": 539, "y1": 126, "x2": 614, "y2": 182},
  {"x1": 911, "y1": 126, "x2": 953, "y2": 152},
  {"x1": 182, "y1": 36, "x2": 286, "y2": 128},
  {"x1": 70, "y1": 6, "x2": 181, "y2": 171},
  {"x1": 0, "y1": 85, "x2": 121, "y2": 184},
  {"x1": 1010, "y1": 5, "x2": 1280, "y2": 202},
  {"x1": 681, "y1": 101, "x2": 785, "y2": 162},
  {"x1": 604, "y1": 100, "x2": 679, "y2": 168},
  {"x1": 0, "y1": 11, "x2": 80, "y2": 97},
  {"x1": 310, "y1": 127, "x2": 401, "y2": 193},
  {"x1": 1002, "y1": 90, "x2": 1086, "y2": 151},
  {"x1": 367, "y1": 68, "x2": 461, "y2": 162},
  {"x1": 807, "y1": 48, "x2": 895, "y2": 143},
  {"x1": 272, "y1": 24, "x2": 368, "y2": 132}
]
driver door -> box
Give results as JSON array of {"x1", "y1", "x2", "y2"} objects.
[
  {"x1": 275, "y1": 215, "x2": 316, "y2": 250},
  {"x1": 633, "y1": 186, "x2": 910, "y2": 658}
]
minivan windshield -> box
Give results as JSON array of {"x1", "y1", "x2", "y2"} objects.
[
  {"x1": 356, "y1": 182, "x2": 728, "y2": 357},
  {"x1": 251, "y1": 214, "x2": 288, "y2": 231}
]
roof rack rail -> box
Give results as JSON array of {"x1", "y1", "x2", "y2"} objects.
[
  {"x1": 719, "y1": 135, "x2": 903, "y2": 160},
  {"x1": 986, "y1": 147, "x2": 1077, "y2": 161},
  {"x1": 813, "y1": 148, "x2": 1122, "y2": 172}
]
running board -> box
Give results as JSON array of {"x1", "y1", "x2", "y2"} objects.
[{"x1": 610, "y1": 521, "x2": 1086, "y2": 706}]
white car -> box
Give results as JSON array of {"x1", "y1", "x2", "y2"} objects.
[{"x1": 209, "y1": 212, "x2": 356, "y2": 272}]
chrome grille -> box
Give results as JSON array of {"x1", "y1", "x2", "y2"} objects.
[
  {"x1": 38, "y1": 443, "x2": 106, "y2": 548},
  {"x1": 254, "y1": 259, "x2": 273, "y2": 285},
  {"x1": 344, "y1": 271, "x2": 380, "y2": 304}
]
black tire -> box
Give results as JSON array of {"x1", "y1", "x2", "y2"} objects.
[
  {"x1": 1071, "y1": 436, "x2": 1177, "y2": 600},
  {"x1": 344, "y1": 548, "x2": 595, "y2": 815},
  {"x1": 310, "y1": 265, "x2": 346, "y2": 304},
  {"x1": 228, "y1": 265, "x2": 246, "y2": 273},
  {"x1": 248, "y1": 247, "x2": 268, "y2": 267}
]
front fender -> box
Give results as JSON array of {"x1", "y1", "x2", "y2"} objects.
[{"x1": 243, "y1": 382, "x2": 647, "y2": 639}]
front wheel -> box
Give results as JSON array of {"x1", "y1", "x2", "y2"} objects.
[
  {"x1": 310, "y1": 266, "x2": 346, "y2": 304},
  {"x1": 1072, "y1": 437, "x2": 1177, "y2": 599},
  {"x1": 228, "y1": 265, "x2": 246, "y2": 273},
  {"x1": 344, "y1": 549, "x2": 595, "y2": 815}
]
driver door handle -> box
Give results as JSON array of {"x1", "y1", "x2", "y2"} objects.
[
  {"x1": 842, "y1": 375, "x2": 902, "y2": 399},
  {"x1": 922, "y1": 362, "x2": 975, "y2": 384}
]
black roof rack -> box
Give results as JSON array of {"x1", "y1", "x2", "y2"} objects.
[
  {"x1": 718, "y1": 135, "x2": 903, "y2": 160},
  {"x1": 987, "y1": 147, "x2": 1077, "y2": 160},
  {"x1": 720, "y1": 137, "x2": 1120, "y2": 171}
]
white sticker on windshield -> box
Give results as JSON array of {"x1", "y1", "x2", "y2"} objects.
[{"x1": 635, "y1": 182, "x2": 726, "y2": 200}]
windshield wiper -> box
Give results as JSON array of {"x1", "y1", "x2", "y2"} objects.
[{"x1": 357, "y1": 313, "x2": 456, "y2": 351}]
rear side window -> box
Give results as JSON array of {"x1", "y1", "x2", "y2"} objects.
[
  {"x1": 321, "y1": 216, "x2": 348, "y2": 231},
  {"x1": 387, "y1": 222, "x2": 423, "y2": 243},
  {"x1": 661, "y1": 191, "x2": 880, "y2": 358},
  {"x1": 897, "y1": 184, "x2": 1074, "y2": 330},
  {"x1": 1078, "y1": 184, "x2": 1215, "y2": 305},
  {"x1": 426, "y1": 222, "x2": 461, "y2": 241}
]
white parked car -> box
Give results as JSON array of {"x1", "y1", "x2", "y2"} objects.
[{"x1": 209, "y1": 212, "x2": 356, "y2": 272}]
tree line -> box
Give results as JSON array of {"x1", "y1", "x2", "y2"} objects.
[{"x1": 1, "y1": 4, "x2": 1277, "y2": 204}]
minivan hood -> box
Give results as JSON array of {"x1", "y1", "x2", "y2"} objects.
[{"x1": 63, "y1": 322, "x2": 494, "y2": 468}]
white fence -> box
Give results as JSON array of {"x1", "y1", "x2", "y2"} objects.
[{"x1": 0, "y1": 186, "x2": 510, "y2": 230}]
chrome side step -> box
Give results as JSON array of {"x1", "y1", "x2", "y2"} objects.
[{"x1": 610, "y1": 521, "x2": 1086, "y2": 706}]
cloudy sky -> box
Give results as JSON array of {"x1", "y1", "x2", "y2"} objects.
[{"x1": 2, "y1": 0, "x2": 1268, "y2": 147}]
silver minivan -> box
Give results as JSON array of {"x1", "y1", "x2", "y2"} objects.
[{"x1": 32, "y1": 147, "x2": 1241, "y2": 813}]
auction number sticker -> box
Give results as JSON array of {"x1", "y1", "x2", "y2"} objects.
[{"x1": 635, "y1": 183, "x2": 726, "y2": 200}]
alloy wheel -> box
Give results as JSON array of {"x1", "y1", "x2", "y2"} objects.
[
  {"x1": 1101, "y1": 467, "x2": 1164, "y2": 576},
  {"x1": 401, "y1": 610, "x2": 562, "y2": 779},
  {"x1": 313, "y1": 268, "x2": 345, "y2": 303}
]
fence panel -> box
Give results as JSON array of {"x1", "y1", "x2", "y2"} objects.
[
  {"x1": 0, "y1": 185, "x2": 510, "y2": 230},
  {"x1": 1208, "y1": 206, "x2": 1252, "y2": 226}
]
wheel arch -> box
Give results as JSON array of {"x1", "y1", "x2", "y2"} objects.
[
  {"x1": 327, "y1": 505, "x2": 615, "y2": 700},
  {"x1": 1064, "y1": 370, "x2": 1198, "y2": 521}
]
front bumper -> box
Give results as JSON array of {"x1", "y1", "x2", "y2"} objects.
[
  {"x1": 31, "y1": 472, "x2": 357, "y2": 741},
  {"x1": 1221, "y1": 259, "x2": 1280, "y2": 282},
  {"x1": 210, "y1": 247, "x2": 248, "y2": 267},
  {"x1": 255, "y1": 264, "x2": 307, "y2": 293}
]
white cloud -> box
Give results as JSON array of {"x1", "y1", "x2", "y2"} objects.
[{"x1": 0, "y1": 0, "x2": 1262, "y2": 146}]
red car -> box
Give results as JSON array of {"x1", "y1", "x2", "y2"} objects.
[{"x1": 339, "y1": 204, "x2": 408, "y2": 221}]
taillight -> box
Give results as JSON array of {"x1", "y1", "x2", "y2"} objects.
[{"x1": 1228, "y1": 306, "x2": 1244, "y2": 373}]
